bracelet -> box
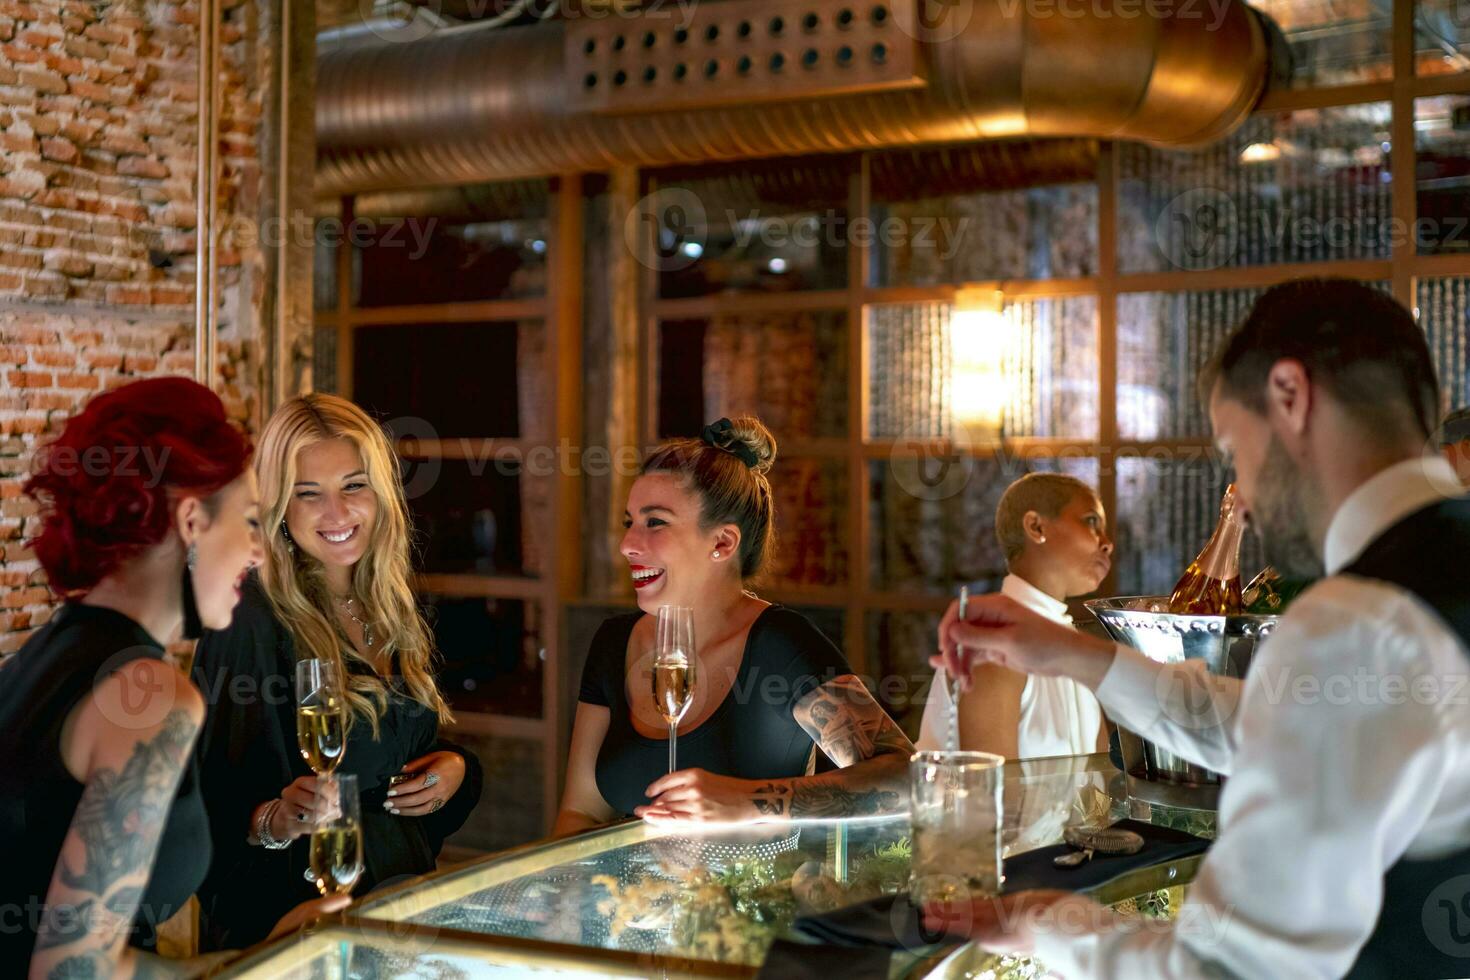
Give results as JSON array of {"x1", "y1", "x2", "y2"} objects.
[{"x1": 255, "y1": 799, "x2": 291, "y2": 850}]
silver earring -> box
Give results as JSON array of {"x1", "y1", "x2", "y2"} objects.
[
  {"x1": 186, "y1": 543, "x2": 197, "y2": 570},
  {"x1": 281, "y1": 520, "x2": 294, "y2": 555},
  {"x1": 712, "y1": 550, "x2": 721, "y2": 559},
  {"x1": 1038, "y1": 536, "x2": 1047, "y2": 544}
]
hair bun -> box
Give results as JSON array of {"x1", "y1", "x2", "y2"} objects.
[{"x1": 725, "y1": 416, "x2": 777, "y2": 476}]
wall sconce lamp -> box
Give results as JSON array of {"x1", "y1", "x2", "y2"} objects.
[{"x1": 950, "y1": 287, "x2": 1010, "y2": 440}]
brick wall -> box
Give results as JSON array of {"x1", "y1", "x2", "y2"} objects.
[{"x1": 0, "y1": 0, "x2": 272, "y2": 654}]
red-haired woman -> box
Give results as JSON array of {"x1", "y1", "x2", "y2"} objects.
[{"x1": 0, "y1": 378, "x2": 344, "y2": 978}]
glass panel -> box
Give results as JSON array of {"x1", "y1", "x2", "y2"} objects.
[
  {"x1": 426, "y1": 595, "x2": 544, "y2": 718},
  {"x1": 1113, "y1": 454, "x2": 1266, "y2": 598},
  {"x1": 658, "y1": 312, "x2": 848, "y2": 440},
  {"x1": 354, "y1": 321, "x2": 538, "y2": 439},
  {"x1": 1118, "y1": 289, "x2": 1262, "y2": 441},
  {"x1": 867, "y1": 610, "x2": 943, "y2": 740},
  {"x1": 313, "y1": 219, "x2": 337, "y2": 312},
  {"x1": 769, "y1": 460, "x2": 849, "y2": 590},
  {"x1": 440, "y1": 732, "x2": 545, "y2": 853},
  {"x1": 867, "y1": 298, "x2": 1099, "y2": 440},
  {"x1": 406, "y1": 458, "x2": 529, "y2": 577},
  {"x1": 1251, "y1": 0, "x2": 1392, "y2": 86},
  {"x1": 1416, "y1": 0, "x2": 1470, "y2": 76},
  {"x1": 1415, "y1": 94, "x2": 1470, "y2": 255},
  {"x1": 312, "y1": 325, "x2": 337, "y2": 396},
  {"x1": 1118, "y1": 283, "x2": 1393, "y2": 441},
  {"x1": 1118, "y1": 103, "x2": 1393, "y2": 274},
  {"x1": 870, "y1": 183, "x2": 1098, "y2": 287},
  {"x1": 351, "y1": 181, "x2": 550, "y2": 307},
  {"x1": 1419, "y1": 277, "x2": 1470, "y2": 410},
  {"x1": 651, "y1": 170, "x2": 849, "y2": 298},
  {"x1": 869, "y1": 456, "x2": 1101, "y2": 594}
]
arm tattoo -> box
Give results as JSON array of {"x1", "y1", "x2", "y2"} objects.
[
  {"x1": 794, "y1": 675, "x2": 914, "y2": 767},
  {"x1": 38, "y1": 709, "x2": 196, "y2": 967},
  {"x1": 790, "y1": 783, "x2": 903, "y2": 818},
  {"x1": 750, "y1": 782, "x2": 791, "y2": 816}
]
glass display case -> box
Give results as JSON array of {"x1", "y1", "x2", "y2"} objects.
[{"x1": 219, "y1": 755, "x2": 1208, "y2": 979}]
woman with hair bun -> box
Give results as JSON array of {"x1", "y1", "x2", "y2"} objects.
[
  {"x1": 553, "y1": 417, "x2": 912, "y2": 835},
  {"x1": 0, "y1": 378, "x2": 345, "y2": 978}
]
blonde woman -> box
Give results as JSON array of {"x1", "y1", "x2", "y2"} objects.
[{"x1": 191, "y1": 394, "x2": 482, "y2": 951}]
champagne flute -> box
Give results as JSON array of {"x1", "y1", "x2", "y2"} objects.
[
  {"x1": 652, "y1": 605, "x2": 697, "y2": 774},
  {"x1": 296, "y1": 659, "x2": 347, "y2": 774},
  {"x1": 309, "y1": 772, "x2": 363, "y2": 898}
]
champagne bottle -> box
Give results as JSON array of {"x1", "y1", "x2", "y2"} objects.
[
  {"x1": 1242, "y1": 566, "x2": 1311, "y2": 614},
  {"x1": 1168, "y1": 484, "x2": 1246, "y2": 615}
]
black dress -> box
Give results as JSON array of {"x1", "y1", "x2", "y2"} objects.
[
  {"x1": 190, "y1": 575, "x2": 484, "y2": 950},
  {"x1": 0, "y1": 603, "x2": 211, "y2": 967},
  {"x1": 579, "y1": 605, "x2": 851, "y2": 817}
]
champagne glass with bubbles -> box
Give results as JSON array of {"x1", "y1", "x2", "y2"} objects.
[
  {"x1": 653, "y1": 606, "x2": 697, "y2": 774},
  {"x1": 296, "y1": 659, "x2": 347, "y2": 775},
  {"x1": 310, "y1": 772, "x2": 363, "y2": 898}
]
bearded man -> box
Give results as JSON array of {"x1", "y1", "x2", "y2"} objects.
[{"x1": 930, "y1": 278, "x2": 1470, "y2": 979}]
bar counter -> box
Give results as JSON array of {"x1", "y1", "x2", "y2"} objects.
[{"x1": 218, "y1": 754, "x2": 1210, "y2": 978}]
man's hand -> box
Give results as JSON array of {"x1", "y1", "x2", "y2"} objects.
[{"x1": 932, "y1": 594, "x2": 1117, "y2": 693}]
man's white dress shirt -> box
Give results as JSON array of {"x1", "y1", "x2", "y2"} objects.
[
  {"x1": 918, "y1": 574, "x2": 1104, "y2": 760},
  {"x1": 1030, "y1": 457, "x2": 1470, "y2": 979}
]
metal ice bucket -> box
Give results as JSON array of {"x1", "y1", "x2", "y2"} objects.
[{"x1": 1085, "y1": 596, "x2": 1281, "y2": 811}]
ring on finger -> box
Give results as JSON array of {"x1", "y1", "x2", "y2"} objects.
[
  {"x1": 429, "y1": 798, "x2": 444, "y2": 813},
  {"x1": 423, "y1": 772, "x2": 440, "y2": 788}
]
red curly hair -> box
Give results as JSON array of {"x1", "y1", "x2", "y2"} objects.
[{"x1": 24, "y1": 377, "x2": 253, "y2": 597}]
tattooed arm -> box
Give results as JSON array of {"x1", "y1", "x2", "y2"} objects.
[
  {"x1": 639, "y1": 675, "x2": 913, "y2": 822},
  {"x1": 32, "y1": 660, "x2": 207, "y2": 980}
]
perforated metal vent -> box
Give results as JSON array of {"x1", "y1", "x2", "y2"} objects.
[{"x1": 567, "y1": 0, "x2": 925, "y2": 113}]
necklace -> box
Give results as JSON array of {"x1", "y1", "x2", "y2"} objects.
[{"x1": 339, "y1": 596, "x2": 376, "y2": 648}]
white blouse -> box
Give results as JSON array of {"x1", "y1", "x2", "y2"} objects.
[{"x1": 916, "y1": 574, "x2": 1104, "y2": 759}]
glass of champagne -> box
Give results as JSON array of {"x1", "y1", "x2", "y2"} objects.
[
  {"x1": 296, "y1": 659, "x2": 347, "y2": 774},
  {"x1": 652, "y1": 605, "x2": 696, "y2": 774},
  {"x1": 309, "y1": 772, "x2": 363, "y2": 898}
]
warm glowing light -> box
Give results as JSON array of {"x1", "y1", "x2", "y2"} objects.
[
  {"x1": 1238, "y1": 141, "x2": 1281, "y2": 164},
  {"x1": 950, "y1": 287, "x2": 1011, "y2": 437}
]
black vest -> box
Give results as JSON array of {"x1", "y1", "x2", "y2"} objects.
[{"x1": 1341, "y1": 496, "x2": 1470, "y2": 979}]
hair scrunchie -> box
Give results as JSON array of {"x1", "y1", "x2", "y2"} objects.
[{"x1": 700, "y1": 418, "x2": 759, "y2": 468}]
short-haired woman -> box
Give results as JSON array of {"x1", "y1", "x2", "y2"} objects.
[
  {"x1": 191, "y1": 394, "x2": 483, "y2": 950},
  {"x1": 554, "y1": 417, "x2": 912, "y2": 835},
  {"x1": 918, "y1": 472, "x2": 1112, "y2": 759}
]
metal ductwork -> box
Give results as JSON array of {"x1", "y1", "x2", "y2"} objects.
[{"x1": 317, "y1": 0, "x2": 1276, "y2": 195}]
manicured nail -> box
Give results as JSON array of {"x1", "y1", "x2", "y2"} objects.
[
  {"x1": 387, "y1": 806, "x2": 398, "y2": 815},
  {"x1": 382, "y1": 800, "x2": 393, "y2": 809},
  {"x1": 386, "y1": 790, "x2": 397, "y2": 797}
]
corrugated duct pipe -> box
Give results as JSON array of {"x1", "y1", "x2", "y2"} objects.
[{"x1": 317, "y1": 0, "x2": 1279, "y2": 195}]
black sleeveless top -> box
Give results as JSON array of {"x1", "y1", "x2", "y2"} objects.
[
  {"x1": 0, "y1": 603, "x2": 210, "y2": 967},
  {"x1": 578, "y1": 605, "x2": 851, "y2": 816},
  {"x1": 1342, "y1": 496, "x2": 1470, "y2": 978}
]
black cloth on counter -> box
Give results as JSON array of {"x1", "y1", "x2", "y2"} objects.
[
  {"x1": 578, "y1": 605, "x2": 850, "y2": 817},
  {"x1": 787, "y1": 819, "x2": 1212, "y2": 954},
  {"x1": 0, "y1": 603, "x2": 211, "y2": 967},
  {"x1": 191, "y1": 574, "x2": 483, "y2": 951}
]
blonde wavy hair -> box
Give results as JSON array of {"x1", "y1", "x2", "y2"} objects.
[{"x1": 256, "y1": 394, "x2": 451, "y2": 734}]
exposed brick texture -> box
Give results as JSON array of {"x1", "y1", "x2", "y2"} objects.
[{"x1": 0, "y1": 0, "x2": 270, "y2": 654}]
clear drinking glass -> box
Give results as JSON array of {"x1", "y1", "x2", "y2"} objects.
[
  {"x1": 296, "y1": 658, "x2": 347, "y2": 774},
  {"x1": 309, "y1": 772, "x2": 363, "y2": 898},
  {"x1": 652, "y1": 605, "x2": 697, "y2": 774},
  {"x1": 909, "y1": 751, "x2": 1005, "y2": 904}
]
